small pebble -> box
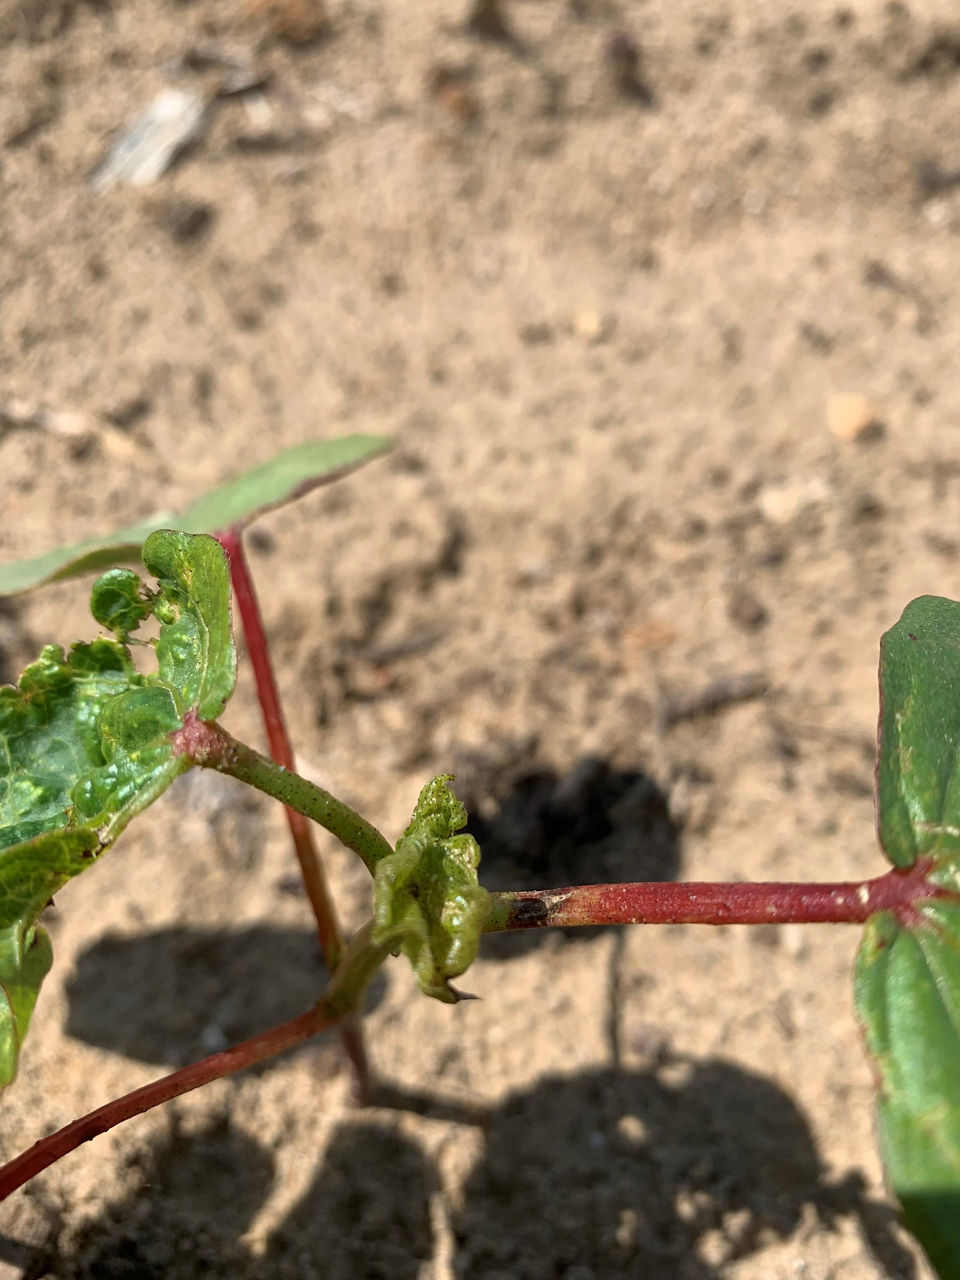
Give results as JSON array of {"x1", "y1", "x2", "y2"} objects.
[
  {"x1": 758, "y1": 477, "x2": 829, "y2": 525},
  {"x1": 826, "y1": 392, "x2": 882, "y2": 442},
  {"x1": 575, "y1": 310, "x2": 615, "y2": 343}
]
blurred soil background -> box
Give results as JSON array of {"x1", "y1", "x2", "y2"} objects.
[{"x1": 2, "y1": 0, "x2": 960, "y2": 1274}]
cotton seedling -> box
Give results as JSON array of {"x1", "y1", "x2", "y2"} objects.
[{"x1": 0, "y1": 439, "x2": 957, "y2": 1276}]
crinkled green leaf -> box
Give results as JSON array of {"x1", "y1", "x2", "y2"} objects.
[
  {"x1": 0, "y1": 530, "x2": 236, "y2": 1084},
  {"x1": 0, "y1": 828, "x2": 100, "y2": 931},
  {"x1": 0, "y1": 640, "x2": 178, "y2": 848},
  {"x1": 91, "y1": 568, "x2": 153, "y2": 639},
  {"x1": 142, "y1": 530, "x2": 235, "y2": 720},
  {"x1": 877, "y1": 596, "x2": 960, "y2": 868},
  {"x1": 373, "y1": 776, "x2": 489, "y2": 1004},
  {"x1": 856, "y1": 907, "x2": 960, "y2": 1278},
  {"x1": 0, "y1": 920, "x2": 53, "y2": 1086},
  {"x1": 0, "y1": 435, "x2": 390, "y2": 595}
]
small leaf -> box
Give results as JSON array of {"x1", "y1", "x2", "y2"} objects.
[
  {"x1": 855, "y1": 906, "x2": 960, "y2": 1278},
  {"x1": 0, "y1": 435, "x2": 389, "y2": 595},
  {"x1": 0, "y1": 516, "x2": 173, "y2": 597},
  {"x1": 0, "y1": 922, "x2": 53, "y2": 1086},
  {"x1": 877, "y1": 596, "x2": 960, "y2": 867},
  {"x1": 142, "y1": 530, "x2": 235, "y2": 719},
  {"x1": 0, "y1": 531, "x2": 236, "y2": 1083},
  {"x1": 373, "y1": 776, "x2": 489, "y2": 1003},
  {"x1": 91, "y1": 568, "x2": 153, "y2": 639},
  {"x1": 176, "y1": 435, "x2": 390, "y2": 534}
]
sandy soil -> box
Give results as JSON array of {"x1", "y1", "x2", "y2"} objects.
[{"x1": 3, "y1": 0, "x2": 960, "y2": 1274}]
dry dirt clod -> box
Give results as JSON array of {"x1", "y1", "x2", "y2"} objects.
[
  {"x1": 178, "y1": 44, "x2": 267, "y2": 98},
  {"x1": 604, "y1": 31, "x2": 654, "y2": 104},
  {"x1": 2, "y1": 95, "x2": 59, "y2": 149},
  {"x1": 97, "y1": 424, "x2": 143, "y2": 462},
  {"x1": 467, "y1": 0, "x2": 511, "y2": 42},
  {"x1": 146, "y1": 197, "x2": 217, "y2": 245},
  {"x1": 244, "y1": 0, "x2": 329, "y2": 44},
  {"x1": 428, "y1": 66, "x2": 481, "y2": 128},
  {"x1": 726, "y1": 587, "x2": 769, "y2": 632},
  {"x1": 826, "y1": 392, "x2": 883, "y2": 442}
]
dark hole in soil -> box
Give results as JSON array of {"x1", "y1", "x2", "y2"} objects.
[{"x1": 457, "y1": 753, "x2": 681, "y2": 954}]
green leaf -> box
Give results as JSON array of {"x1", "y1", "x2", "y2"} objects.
[
  {"x1": 877, "y1": 596, "x2": 960, "y2": 868},
  {"x1": 856, "y1": 907, "x2": 960, "y2": 1278},
  {"x1": 90, "y1": 568, "x2": 153, "y2": 639},
  {"x1": 0, "y1": 921, "x2": 53, "y2": 1086},
  {"x1": 373, "y1": 776, "x2": 490, "y2": 1004},
  {"x1": 0, "y1": 530, "x2": 236, "y2": 1083},
  {"x1": 0, "y1": 516, "x2": 173, "y2": 597},
  {"x1": 176, "y1": 435, "x2": 389, "y2": 533},
  {"x1": 142, "y1": 530, "x2": 235, "y2": 720},
  {"x1": 866, "y1": 596, "x2": 960, "y2": 1272},
  {"x1": 0, "y1": 829, "x2": 100, "y2": 931},
  {"x1": 0, "y1": 435, "x2": 390, "y2": 595}
]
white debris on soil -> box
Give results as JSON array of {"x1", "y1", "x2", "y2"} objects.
[{"x1": 92, "y1": 88, "x2": 207, "y2": 191}]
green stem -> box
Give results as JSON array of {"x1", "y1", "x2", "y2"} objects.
[{"x1": 172, "y1": 715, "x2": 393, "y2": 873}]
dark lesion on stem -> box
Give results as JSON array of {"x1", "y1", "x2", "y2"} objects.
[
  {"x1": 487, "y1": 861, "x2": 956, "y2": 933},
  {"x1": 508, "y1": 897, "x2": 553, "y2": 928}
]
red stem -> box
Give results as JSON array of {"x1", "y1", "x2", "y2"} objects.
[
  {"x1": 0, "y1": 1005, "x2": 333, "y2": 1202},
  {"x1": 217, "y1": 528, "x2": 343, "y2": 968},
  {"x1": 488, "y1": 861, "x2": 944, "y2": 931},
  {"x1": 215, "y1": 527, "x2": 369, "y2": 1099}
]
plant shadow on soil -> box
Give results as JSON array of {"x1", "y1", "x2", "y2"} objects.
[
  {"x1": 61, "y1": 750, "x2": 675, "y2": 1065},
  {"x1": 48, "y1": 760, "x2": 914, "y2": 1278},
  {"x1": 28, "y1": 1057, "x2": 917, "y2": 1280},
  {"x1": 63, "y1": 926, "x2": 385, "y2": 1069},
  {"x1": 460, "y1": 753, "x2": 682, "y2": 957}
]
